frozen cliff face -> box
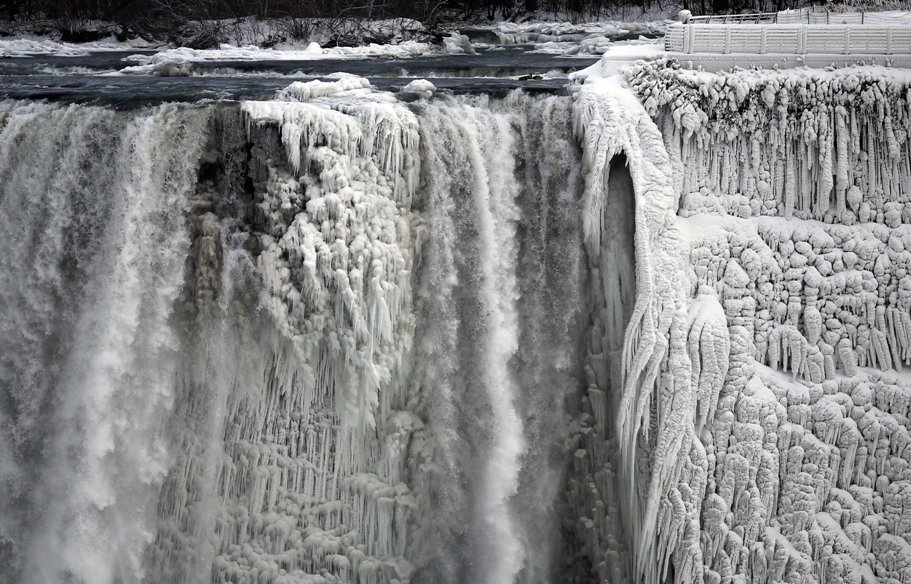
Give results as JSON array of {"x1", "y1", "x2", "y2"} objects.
[
  {"x1": 630, "y1": 60, "x2": 911, "y2": 225},
  {"x1": 567, "y1": 60, "x2": 911, "y2": 584},
  {"x1": 570, "y1": 73, "x2": 707, "y2": 584}
]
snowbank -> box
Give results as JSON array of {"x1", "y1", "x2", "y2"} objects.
[
  {"x1": 494, "y1": 19, "x2": 668, "y2": 44},
  {"x1": 0, "y1": 36, "x2": 157, "y2": 57}
]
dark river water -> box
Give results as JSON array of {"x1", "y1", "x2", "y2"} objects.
[{"x1": 0, "y1": 45, "x2": 603, "y2": 105}]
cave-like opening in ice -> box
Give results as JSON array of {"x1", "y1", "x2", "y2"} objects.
[
  {"x1": 598, "y1": 152, "x2": 639, "y2": 582},
  {"x1": 603, "y1": 153, "x2": 637, "y2": 407}
]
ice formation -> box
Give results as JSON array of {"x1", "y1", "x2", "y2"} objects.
[
  {"x1": 117, "y1": 40, "x2": 438, "y2": 74},
  {"x1": 4, "y1": 50, "x2": 911, "y2": 584},
  {"x1": 567, "y1": 60, "x2": 911, "y2": 584}
]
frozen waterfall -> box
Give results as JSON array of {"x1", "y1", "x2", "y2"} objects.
[
  {"x1": 3, "y1": 60, "x2": 911, "y2": 584},
  {"x1": 0, "y1": 85, "x2": 587, "y2": 584}
]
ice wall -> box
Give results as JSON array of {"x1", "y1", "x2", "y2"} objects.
[
  {"x1": 576, "y1": 60, "x2": 911, "y2": 584},
  {"x1": 569, "y1": 73, "x2": 712, "y2": 584}
]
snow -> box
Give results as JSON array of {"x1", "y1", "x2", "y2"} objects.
[
  {"x1": 0, "y1": 35, "x2": 158, "y2": 57},
  {"x1": 493, "y1": 19, "x2": 668, "y2": 45},
  {"x1": 401, "y1": 79, "x2": 436, "y2": 99},
  {"x1": 116, "y1": 39, "x2": 438, "y2": 74}
]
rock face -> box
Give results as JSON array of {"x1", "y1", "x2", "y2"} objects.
[{"x1": 2, "y1": 63, "x2": 911, "y2": 584}]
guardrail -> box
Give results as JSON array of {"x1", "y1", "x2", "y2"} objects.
[
  {"x1": 686, "y1": 8, "x2": 869, "y2": 25},
  {"x1": 687, "y1": 11, "x2": 781, "y2": 24},
  {"x1": 665, "y1": 23, "x2": 911, "y2": 54}
]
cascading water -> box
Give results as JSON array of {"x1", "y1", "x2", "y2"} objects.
[
  {"x1": 0, "y1": 101, "x2": 211, "y2": 584},
  {"x1": 410, "y1": 93, "x2": 585, "y2": 584},
  {"x1": 0, "y1": 84, "x2": 593, "y2": 584}
]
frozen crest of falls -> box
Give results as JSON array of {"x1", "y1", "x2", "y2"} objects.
[{"x1": 4, "y1": 59, "x2": 911, "y2": 584}]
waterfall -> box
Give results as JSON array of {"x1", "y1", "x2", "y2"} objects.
[
  {"x1": 0, "y1": 101, "x2": 211, "y2": 584},
  {"x1": 0, "y1": 82, "x2": 594, "y2": 584},
  {"x1": 410, "y1": 93, "x2": 585, "y2": 583},
  {"x1": 6, "y1": 62, "x2": 908, "y2": 584}
]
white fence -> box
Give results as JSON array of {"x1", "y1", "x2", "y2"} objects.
[
  {"x1": 686, "y1": 8, "x2": 911, "y2": 25},
  {"x1": 687, "y1": 11, "x2": 779, "y2": 24},
  {"x1": 665, "y1": 23, "x2": 911, "y2": 54}
]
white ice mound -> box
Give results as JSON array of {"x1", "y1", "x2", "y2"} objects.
[
  {"x1": 275, "y1": 75, "x2": 375, "y2": 101},
  {"x1": 242, "y1": 77, "x2": 419, "y2": 427},
  {"x1": 401, "y1": 79, "x2": 436, "y2": 99},
  {"x1": 442, "y1": 31, "x2": 476, "y2": 55}
]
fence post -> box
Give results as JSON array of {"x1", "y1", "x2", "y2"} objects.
[
  {"x1": 761, "y1": 28, "x2": 767, "y2": 54},
  {"x1": 844, "y1": 27, "x2": 850, "y2": 55},
  {"x1": 725, "y1": 27, "x2": 731, "y2": 54},
  {"x1": 799, "y1": 27, "x2": 806, "y2": 53},
  {"x1": 888, "y1": 28, "x2": 893, "y2": 54},
  {"x1": 686, "y1": 24, "x2": 695, "y2": 53}
]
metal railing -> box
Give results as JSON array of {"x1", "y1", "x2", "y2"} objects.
[
  {"x1": 687, "y1": 11, "x2": 781, "y2": 24},
  {"x1": 665, "y1": 23, "x2": 911, "y2": 54},
  {"x1": 686, "y1": 8, "x2": 870, "y2": 25}
]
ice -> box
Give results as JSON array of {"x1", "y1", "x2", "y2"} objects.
[
  {"x1": 578, "y1": 57, "x2": 911, "y2": 584},
  {"x1": 0, "y1": 35, "x2": 158, "y2": 57},
  {"x1": 400, "y1": 80, "x2": 436, "y2": 100},
  {"x1": 120, "y1": 39, "x2": 437, "y2": 70}
]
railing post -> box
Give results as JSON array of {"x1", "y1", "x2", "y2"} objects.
[
  {"x1": 798, "y1": 27, "x2": 806, "y2": 53},
  {"x1": 888, "y1": 28, "x2": 893, "y2": 55},
  {"x1": 844, "y1": 27, "x2": 850, "y2": 55},
  {"x1": 761, "y1": 28, "x2": 767, "y2": 54}
]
